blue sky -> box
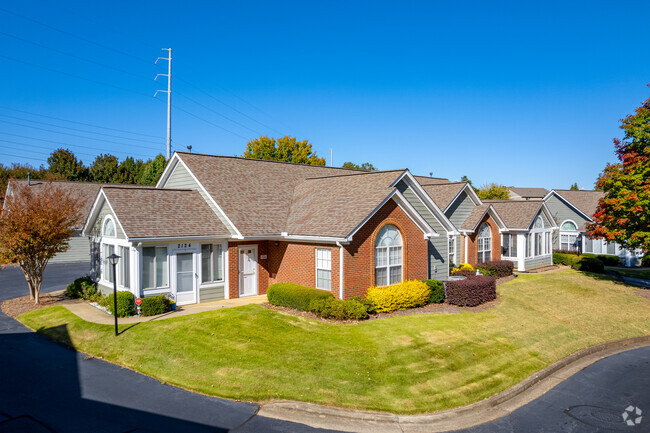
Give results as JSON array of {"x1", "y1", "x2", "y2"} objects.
[{"x1": 1, "y1": 1, "x2": 648, "y2": 189}]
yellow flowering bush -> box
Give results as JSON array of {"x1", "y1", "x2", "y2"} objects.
[
  {"x1": 450, "y1": 263, "x2": 474, "y2": 274},
  {"x1": 366, "y1": 280, "x2": 430, "y2": 313}
]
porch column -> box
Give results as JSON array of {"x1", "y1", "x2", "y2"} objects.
[{"x1": 517, "y1": 233, "x2": 526, "y2": 271}]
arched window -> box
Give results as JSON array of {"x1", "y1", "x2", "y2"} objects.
[
  {"x1": 533, "y1": 216, "x2": 544, "y2": 229},
  {"x1": 103, "y1": 217, "x2": 115, "y2": 238},
  {"x1": 560, "y1": 220, "x2": 579, "y2": 251},
  {"x1": 375, "y1": 225, "x2": 402, "y2": 286},
  {"x1": 477, "y1": 223, "x2": 491, "y2": 263},
  {"x1": 561, "y1": 220, "x2": 578, "y2": 231}
]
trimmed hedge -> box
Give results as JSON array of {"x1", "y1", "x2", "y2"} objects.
[
  {"x1": 553, "y1": 252, "x2": 582, "y2": 267},
  {"x1": 422, "y1": 279, "x2": 445, "y2": 303},
  {"x1": 553, "y1": 249, "x2": 580, "y2": 255},
  {"x1": 308, "y1": 298, "x2": 369, "y2": 320},
  {"x1": 107, "y1": 291, "x2": 135, "y2": 317},
  {"x1": 366, "y1": 280, "x2": 430, "y2": 313},
  {"x1": 573, "y1": 257, "x2": 605, "y2": 273},
  {"x1": 65, "y1": 276, "x2": 94, "y2": 299},
  {"x1": 349, "y1": 296, "x2": 377, "y2": 315},
  {"x1": 451, "y1": 269, "x2": 476, "y2": 278},
  {"x1": 140, "y1": 295, "x2": 172, "y2": 316},
  {"x1": 267, "y1": 283, "x2": 334, "y2": 311},
  {"x1": 445, "y1": 275, "x2": 497, "y2": 307},
  {"x1": 582, "y1": 253, "x2": 620, "y2": 266},
  {"x1": 476, "y1": 260, "x2": 514, "y2": 278}
]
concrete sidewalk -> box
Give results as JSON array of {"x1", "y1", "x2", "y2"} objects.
[{"x1": 61, "y1": 293, "x2": 268, "y2": 324}]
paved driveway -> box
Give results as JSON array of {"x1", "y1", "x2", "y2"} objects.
[{"x1": 1, "y1": 263, "x2": 648, "y2": 432}]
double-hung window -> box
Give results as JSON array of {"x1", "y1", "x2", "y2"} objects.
[
  {"x1": 448, "y1": 236, "x2": 456, "y2": 266},
  {"x1": 201, "y1": 244, "x2": 224, "y2": 283},
  {"x1": 143, "y1": 247, "x2": 168, "y2": 289},
  {"x1": 477, "y1": 223, "x2": 491, "y2": 263},
  {"x1": 315, "y1": 248, "x2": 332, "y2": 290},
  {"x1": 103, "y1": 244, "x2": 115, "y2": 283},
  {"x1": 119, "y1": 246, "x2": 130, "y2": 288},
  {"x1": 375, "y1": 225, "x2": 402, "y2": 286}
]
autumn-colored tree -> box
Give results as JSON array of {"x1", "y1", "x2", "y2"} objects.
[
  {"x1": 341, "y1": 161, "x2": 377, "y2": 171},
  {"x1": 242, "y1": 136, "x2": 325, "y2": 165},
  {"x1": 588, "y1": 95, "x2": 650, "y2": 252},
  {"x1": 477, "y1": 183, "x2": 511, "y2": 200},
  {"x1": 0, "y1": 182, "x2": 79, "y2": 304}
]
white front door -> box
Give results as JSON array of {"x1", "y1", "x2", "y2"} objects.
[
  {"x1": 238, "y1": 246, "x2": 258, "y2": 297},
  {"x1": 176, "y1": 252, "x2": 196, "y2": 305}
]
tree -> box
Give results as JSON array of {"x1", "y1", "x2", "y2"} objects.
[
  {"x1": 47, "y1": 148, "x2": 89, "y2": 181},
  {"x1": 0, "y1": 182, "x2": 79, "y2": 304},
  {"x1": 460, "y1": 175, "x2": 472, "y2": 186},
  {"x1": 114, "y1": 157, "x2": 138, "y2": 184},
  {"x1": 570, "y1": 182, "x2": 579, "y2": 190},
  {"x1": 243, "y1": 136, "x2": 325, "y2": 165},
  {"x1": 477, "y1": 183, "x2": 511, "y2": 200},
  {"x1": 137, "y1": 154, "x2": 167, "y2": 185},
  {"x1": 587, "y1": 95, "x2": 650, "y2": 252},
  {"x1": 90, "y1": 154, "x2": 119, "y2": 183},
  {"x1": 341, "y1": 162, "x2": 377, "y2": 171}
]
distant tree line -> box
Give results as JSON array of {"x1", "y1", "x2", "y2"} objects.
[{"x1": 0, "y1": 148, "x2": 167, "y2": 202}]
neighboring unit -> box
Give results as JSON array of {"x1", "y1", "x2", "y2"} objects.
[{"x1": 509, "y1": 187, "x2": 549, "y2": 201}]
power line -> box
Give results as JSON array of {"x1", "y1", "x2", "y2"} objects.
[
  {"x1": 0, "y1": 141, "x2": 99, "y2": 160},
  {"x1": 0, "y1": 105, "x2": 164, "y2": 139},
  {"x1": 174, "y1": 77, "x2": 285, "y2": 136},
  {"x1": 0, "y1": 6, "x2": 155, "y2": 67},
  {"x1": 0, "y1": 119, "x2": 162, "y2": 151},
  {"x1": 0, "y1": 114, "x2": 162, "y2": 145},
  {"x1": 0, "y1": 30, "x2": 155, "y2": 84},
  {"x1": 0, "y1": 152, "x2": 47, "y2": 163},
  {"x1": 172, "y1": 105, "x2": 249, "y2": 140},
  {"x1": 1, "y1": 132, "x2": 156, "y2": 159}
]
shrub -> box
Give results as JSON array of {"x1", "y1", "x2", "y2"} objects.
[
  {"x1": 451, "y1": 269, "x2": 476, "y2": 278},
  {"x1": 476, "y1": 260, "x2": 514, "y2": 278},
  {"x1": 573, "y1": 257, "x2": 605, "y2": 273},
  {"x1": 553, "y1": 249, "x2": 580, "y2": 255},
  {"x1": 107, "y1": 291, "x2": 135, "y2": 317},
  {"x1": 308, "y1": 298, "x2": 369, "y2": 320},
  {"x1": 582, "y1": 253, "x2": 620, "y2": 266},
  {"x1": 366, "y1": 280, "x2": 430, "y2": 313},
  {"x1": 140, "y1": 295, "x2": 171, "y2": 316},
  {"x1": 553, "y1": 252, "x2": 582, "y2": 267},
  {"x1": 267, "y1": 283, "x2": 334, "y2": 311},
  {"x1": 349, "y1": 296, "x2": 377, "y2": 315},
  {"x1": 643, "y1": 255, "x2": 650, "y2": 267},
  {"x1": 65, "y1": 276, "x2": 94, "y2": 298},
  {"x1": 422, "y1": 279, "x2": 445, "y2": 303},
  {"x1": 445, "y1": 276, "x2": 496, "y2": 307},
  {"x1": 450, "y1": 263, "x2": 474, "y2": 274}
]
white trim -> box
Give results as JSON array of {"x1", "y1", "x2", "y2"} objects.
[
  {"x1": 129, "y1": 235, "x2": 232, "y2": 242},
  {"x1": 345, "y1": 191, "x2": 396, "y2": 241},
  {"x1": 101, "y1": 214, "x2": 117, "y2": 238},
  {"x1": 314, "y1": 247, "x2": 332, "y2": 291},
  {"x1": 102, "y1": 191, "x2": 129, "y2": 240},
  {"x1": 444, "y1": 183, "x2": 482, "y2": 212},
  {"x1": 198, "y1": 242, "x2": 227, "y2": 286},
  {"x1": 464, "y1": 235, "x2": 469, "y2": 263},
  {"x1": 392, "y1": 191, "x2": 438, "y2": 237},
  {"x1": 174, "y1": 154, "x2": 243, "y2": 238},
  {"x1": 155, "y1": 153, "x2": 179, "y2": 188},
  {"x1": 238, "y1": 245, "x2": 259, "y2": 297},
  {"x1": 543, "y1": 190, "x2": 594, "y2": 222}
]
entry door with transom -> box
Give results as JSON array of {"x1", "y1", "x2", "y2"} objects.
[
  {"x1": 176, "y1": 252, "x2": 196, "y2": 305},
  {"x1": 238, "y1": 246, "x2": 258, "y2": 297}
]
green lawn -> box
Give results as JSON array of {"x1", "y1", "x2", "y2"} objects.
[
  {"x1": 18, "y1": 270, "x2": 650, "y2": 414},
  {"x1": 606, "y1": 266, "x2": 650, "y2": 280}
]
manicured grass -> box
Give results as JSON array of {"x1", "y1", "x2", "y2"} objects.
[
  {"x1": 18, "y1": 270, "x2": 650, "y2": 414},
  {"x1": 606, "y1": 266, "x2": 650, "y2": 280}
]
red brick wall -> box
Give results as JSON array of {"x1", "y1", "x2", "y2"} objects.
[
  {"x1": 463, "y1": 214, "x2": 502, "y2": 267},
  {"x1": 342, "y1": 199, "x2": 428, "y2": 298},
  {"x1": 227, "y1": 240, "x2": 340, "y2": 299}
]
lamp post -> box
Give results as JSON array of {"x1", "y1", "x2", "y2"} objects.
[{"x1": 108, "y1": 253, "x2": 121, "y2": 336}]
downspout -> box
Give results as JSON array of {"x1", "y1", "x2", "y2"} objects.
[{"x1": 336, "y1": 242, "x2": 344, "y2": 300}]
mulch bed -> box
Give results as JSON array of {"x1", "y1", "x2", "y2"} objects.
[
  {"x1": 522, "y1": 265, "x2": 561, "y2": 274},
  {"x1": 635, "y1": 289, "x2": 650, "y2": 301},
  {"x1": 1, "y1": 291, "x2": 70, "y2": 318}
]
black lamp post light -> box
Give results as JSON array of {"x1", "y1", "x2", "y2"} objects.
[{"x1": 108, "y1": 253, "x2": 120, "y2": 336}]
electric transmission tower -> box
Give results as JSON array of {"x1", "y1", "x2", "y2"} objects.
[{"x1": 154, "y1": 48, "x2": 172, "y2": 160}]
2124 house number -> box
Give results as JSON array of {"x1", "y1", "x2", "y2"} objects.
[{"x1": 177, "y1": 243, "x2": 191, "y2": 248}]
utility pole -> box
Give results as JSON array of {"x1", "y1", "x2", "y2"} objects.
[{"x1": 154, "y1": 48, "x2": 172, "y2": 160}]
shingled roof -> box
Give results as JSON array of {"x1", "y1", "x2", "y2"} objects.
[
  {"x1": 483, "y1": 200, "x2": 545, "y2": 229},
  {"x1": 419, "y1": 182, "x2": 468, "y2": 211},
  {"x1": 552, "y1": 190, "x2": 604, "y2": 220},
  {"x1": 102, "y1": 187, "x2": 230, "y2": 239},
  {"x1": 509, "y1": 187, "x2": 549, "y2": 199},
  {"x1": 413, "y1": 175, "x2": 451, "y2": 185},
  {"x1": 6, "y1": 179, "x2": 140, "y2": 225},
  {"x1": 460, "y1": 204, "x2": 491, "y2": 231},
  {"x1": 175, "y1": 153, "x2": 412, "y2": 237}
]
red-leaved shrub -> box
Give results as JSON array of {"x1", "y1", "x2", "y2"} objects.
[
  {"x1": 450, "y1": 269, "x2": 476, "y2": 278},
  {"x1": 476, "y1": 260, "x2": 514, "y2": 278},
  {"x1": 445, "y1": 275, "x2": 496, "y2": 307}
]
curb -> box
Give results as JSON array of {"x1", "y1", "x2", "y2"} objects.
[{"x1": 258, "y1": 336, "x2": 650, "y2": 433}]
